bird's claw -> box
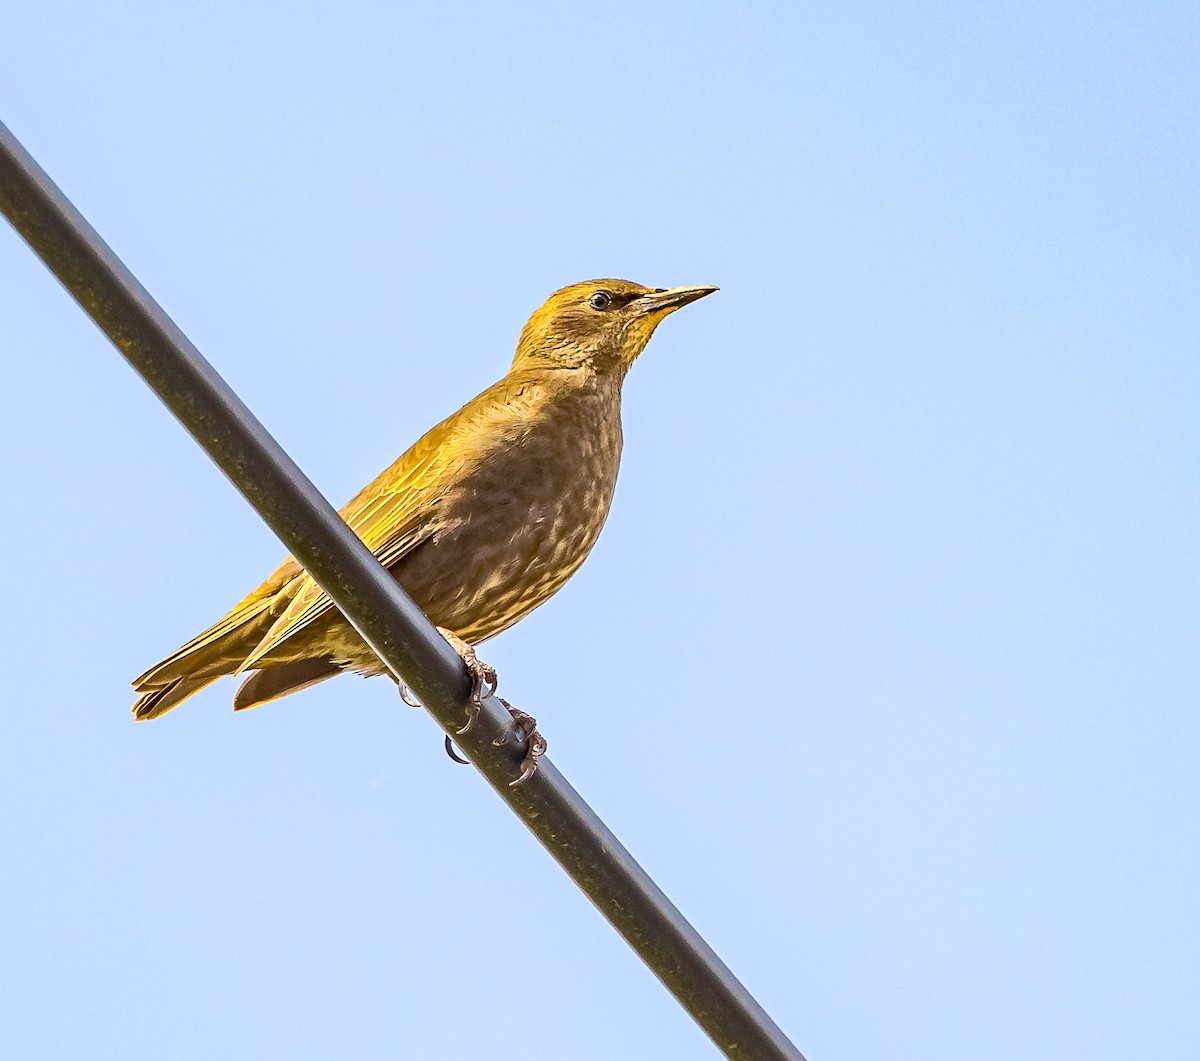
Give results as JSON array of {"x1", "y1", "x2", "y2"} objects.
[
  {"x1": 465, "y1": 656, "x2": 498, "y2": 705},
  {"x1": 436, "y1": 627, "x2": 497, "y2": 735},
  {"x1": 456, "y1": 701, "x2": 481, "y2": 736},
  {"x1": 492, "y1": 699, "x2": 547, "y2": 786},
  {"x1": 399, "y1": 684, "x2": 422, "y2": 708},
  {"x1": 511, "y1": 732, "x2": 547, "y2": 786},
  {"x1": 444, "y1": 735, "x2": 470, "y2": 765}
]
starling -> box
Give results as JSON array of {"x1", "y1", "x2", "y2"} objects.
[{"x1": 132, "y1": 280, "x2": 716, "y2": 731}]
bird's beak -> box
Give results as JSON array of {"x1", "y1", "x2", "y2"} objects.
[{"x1": 634, "y1": 285, "x2": 719, "y2": 315}]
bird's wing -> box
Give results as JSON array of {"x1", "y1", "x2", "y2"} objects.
[
  {"x1": 237, "y1": 423, "x2": 454, "y2": 671},
  {"x1": 238, "y1": 370, "x2": 543, "y2": 671}
]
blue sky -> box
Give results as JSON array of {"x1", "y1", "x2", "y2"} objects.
[{"x1": 1, "y1": 3, "x2": 1196, "y2": 1058}]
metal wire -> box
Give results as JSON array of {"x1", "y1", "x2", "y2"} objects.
[{"x1": 0, "y1": 119, "x2": 807, "y2": 1061}]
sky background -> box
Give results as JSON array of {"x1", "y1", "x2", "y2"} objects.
[{"x1": 1, "y1": 3, "x2": 1197, "y2": 1058}]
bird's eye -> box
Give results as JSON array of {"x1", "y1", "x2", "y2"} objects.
[{"x1": 588, "y1": 291, "x2": 614, "y2": 311}]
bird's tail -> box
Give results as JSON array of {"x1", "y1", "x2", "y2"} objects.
[
  {"x1": 132, "y1": 674, "x2": 224, "y2": 720},
  {"x1": 131, "y1": 598, "x2": 278, "y2": 720}
]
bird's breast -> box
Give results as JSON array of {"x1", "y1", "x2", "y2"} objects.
[{"x1": 395, "y1": 383, "x2": 624, "y2": 642}]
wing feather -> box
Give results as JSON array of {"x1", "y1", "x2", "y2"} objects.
[
  {"x1": 237, "y1": 421, "x2": 453, "y2": 669},
  {"x1": 237, "y1": 369, "x2": 543, "y2": 671}
]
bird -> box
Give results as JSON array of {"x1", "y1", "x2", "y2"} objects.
[{"x1": 132, "y1": 279, "x2": 717, "y2": 772}]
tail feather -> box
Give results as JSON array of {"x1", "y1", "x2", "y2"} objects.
[
  {"x1": 133, "y1": 559, "x2": 314, "y2": 720},
  {"x1": 133, "y1": 675, "x2": 222, "y2": 720},
  {"x1": 132, "y1": 603, "x2": 279, "y2": 719},
  {"x1": 233, "y1": 657, "x2": 341, "y2": 711},
  {"x1": 134, "y1": 603, "x2": 274, "y2": 690}
]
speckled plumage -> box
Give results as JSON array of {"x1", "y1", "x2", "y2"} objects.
[{"x1": 132, "y1": 279, "x2": 715, "y2": 719}]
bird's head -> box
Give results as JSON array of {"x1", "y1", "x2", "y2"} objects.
[{"x1": 512, "y1": 279, "x2": 717, "y2": 376}]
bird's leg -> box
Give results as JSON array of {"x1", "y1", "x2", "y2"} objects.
[
  {"x1": 492, "y1": 698, "x2": 547, "y2": 787},
  {"x1": 436, "y1": 626, "x2": 497, "y2": 735}
]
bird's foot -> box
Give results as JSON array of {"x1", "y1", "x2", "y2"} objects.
[
  {"x1": 436, "y1": 627, "x2": 497, "y2": 735},
  {"x1": 400, "y1": 631, "x2": 496, "y2": 765},
  {"x1": 492, "y1": 698, "x2": 547, "y2": 787}
]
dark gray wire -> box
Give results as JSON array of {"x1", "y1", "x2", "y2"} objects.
[{"x1": 0, "y1": 119, "x2": 807, "y2": 1061}]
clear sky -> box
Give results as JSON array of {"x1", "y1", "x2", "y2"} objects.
[{"x1": 1, "y1": 3, "x2": 1196, "y2": 1058}]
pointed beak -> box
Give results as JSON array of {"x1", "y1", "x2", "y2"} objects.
[{"x1": 634, "y1": 285, "x2": 719, "y2": 315}]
